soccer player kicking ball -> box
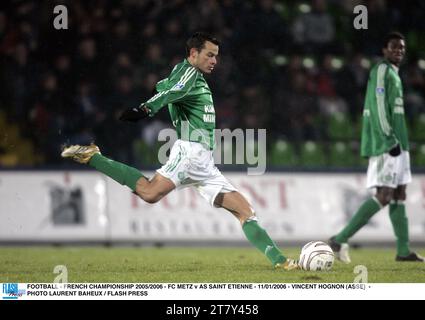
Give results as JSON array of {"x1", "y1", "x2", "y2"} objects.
[
  {"x1": 329, "y1": 32, "x2": 424, "y2": 263},
  {"x1": 62, "y1": 32, "x2": 299, "y2": 271}
]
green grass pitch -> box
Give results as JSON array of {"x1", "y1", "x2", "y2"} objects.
[{"x1": 0, "y1": 247, "x2": 424, "y2": 283}]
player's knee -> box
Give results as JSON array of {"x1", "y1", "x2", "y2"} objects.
[
  {"x1": 376, "y1": 187, "x2": 396, "y2": 206},
  {"x1": 140, "y1": 192, "x2": 161, "y2": 204},
  {"x1": 394, "y1": 191, "x2": 407, "y2": 201},
  {"x1": 376, "y1": 194, "x2": 392, "y2": 206},
  {"x1": 143, "y1": 196, "x2": 157, "y2": 204}
]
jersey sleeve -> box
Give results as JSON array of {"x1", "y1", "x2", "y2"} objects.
[
  {"x1": 374, "y1": 64, "x2": 398, "y2": 147},
  {"x1": 144, "y1": 65, "x2": 198, "y2": 116},
  {"x1": 155, "y1": 78, "x2": 169, "y2": 92},
  {"x1": 386, "y1": 71, "x2": 401, "y2": 119}
]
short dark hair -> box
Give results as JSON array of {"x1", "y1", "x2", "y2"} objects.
[
  {"x1": 383, "y1": 32, "x2": 405, "y2": 49},
  {"x1": 185, "y1": 32, "x2": 220, "y2": 56}
]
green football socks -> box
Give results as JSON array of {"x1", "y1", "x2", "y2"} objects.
[
  {"x1": 389, "y1": 201, "x2": 410, "y2": 257},
  {"x1": 89, "y1": 153, "x2": 145, "y2": 192},
  {"x1": 242, "y1": 218, "x2": 286, "y2": 266},
  {"x1": 335, "y1": 197, "x2": 382, "y2": 243}
]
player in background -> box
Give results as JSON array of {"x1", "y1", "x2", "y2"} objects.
[
  {"x1": 329, "y1": 32, "x2": 424, "y2": 263},
  {"x1": 62, "y1": 32, "x2": 299, "y2": 270}
]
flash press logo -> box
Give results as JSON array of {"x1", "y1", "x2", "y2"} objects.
[{"x1": 2, "y1": 283, "x2": 26, "y2": 299}]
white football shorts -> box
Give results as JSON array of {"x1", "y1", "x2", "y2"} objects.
[
  {"x1": 366, "y1": 151, "x2": 411, "y2": 189},
  {"x1": 157, "y1": 139, "x2": 237, "y2": 206}
]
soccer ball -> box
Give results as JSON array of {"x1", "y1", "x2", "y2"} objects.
[{"x1": 299, "y1": 241, "x2": 334, "y2": 271}]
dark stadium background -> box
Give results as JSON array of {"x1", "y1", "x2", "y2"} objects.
[{"x1": 1, "y1": 0, "x2": 424, "y2": 170}]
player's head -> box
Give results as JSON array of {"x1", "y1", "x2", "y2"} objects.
[
  {"x1": 186, "y1": 32, "x2": 220, "y2": 74},
  {"x1": 382, "y1": 32, "x2": 405, "y2": 66}
]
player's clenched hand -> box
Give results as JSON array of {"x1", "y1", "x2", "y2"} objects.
[
  {"x1": 389, "y1": 144, "x2": 401, "y2": 157},
  {"x1": 119, "y1": 104, "x2": 150, "y2": 122}
]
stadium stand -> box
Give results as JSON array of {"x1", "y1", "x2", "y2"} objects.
[{"x1": 0, "y1": 1, "x2": 424, "y2": 169}]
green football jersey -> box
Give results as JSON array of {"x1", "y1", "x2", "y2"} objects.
[
  {"x1": 361, "y1": 60, "x2": 409, "y2": 157},
  {"x1": 144, "y1": 59, "x2": 216, "y2": 149}
]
